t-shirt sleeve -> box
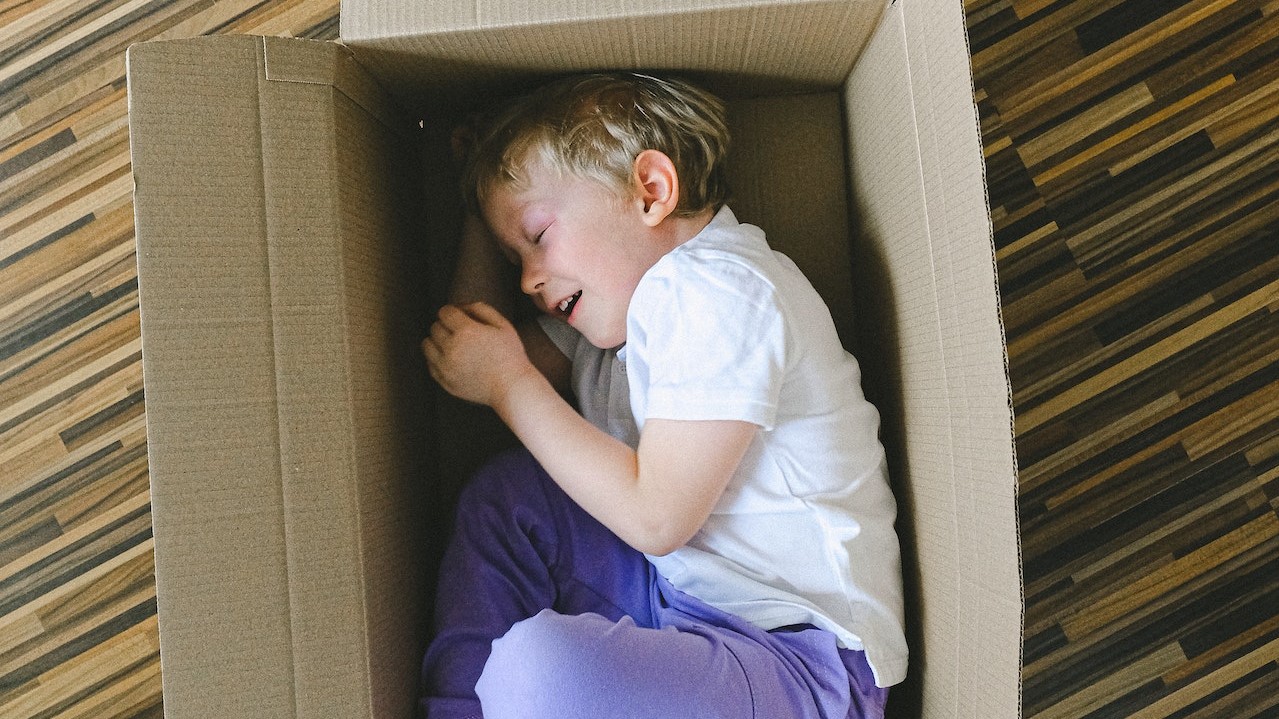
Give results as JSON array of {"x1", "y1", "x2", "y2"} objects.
[{"x1": 629, "y1": 256, "x2": 788, "y2": 430}]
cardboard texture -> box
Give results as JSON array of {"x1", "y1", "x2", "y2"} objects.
[
  {"x1": 126, "y1": 0, "x2": 1021, "y2": 717},
  {"x1": 339, "y1": 0, "x2": 886, "y2": 105},
  {"x1": 129, "y1": 35, "x2": 430, "y2": 718},
  {"x1": 845, "y1": 5, "x2": 1021, "y2": 716}
]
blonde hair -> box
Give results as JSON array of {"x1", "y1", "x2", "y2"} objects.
[{"x1": 462, "y1": 73, "x2": 731, "y2": 218}]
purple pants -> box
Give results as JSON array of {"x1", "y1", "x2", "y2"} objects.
[{"x1": 420, "y1": 449, "x2": 888, "y2": 719}]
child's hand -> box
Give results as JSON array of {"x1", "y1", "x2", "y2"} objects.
[{"x1": 422, "y1": 302, "x2": 537, "y2": 408}]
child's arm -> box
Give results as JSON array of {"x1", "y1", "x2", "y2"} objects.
[
  {"x1": 423, "y1": 302, "x2": 755, "y2": 556},
  {"x1": 450, "y1": 213, "x2": 515, "y2": 315},
  {"x1": 448, "y1": 214, "x2": 572, "y2": 393}
]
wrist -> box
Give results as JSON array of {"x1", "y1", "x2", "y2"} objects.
[{"x1": 491, "y1": 363, "x2": 546, "y2": 416}]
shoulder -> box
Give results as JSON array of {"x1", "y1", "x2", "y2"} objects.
[
  {"x1": 636, "y1": 247, "x2": 783, "y2": 325},
  {"x1": 641, "y1": 210, "x2": 780, "y2": 303}
]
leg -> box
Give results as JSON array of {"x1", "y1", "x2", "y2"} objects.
[
  {"x1": 476, "y1": 610, "x2": 756, "y2": 719},
  {"x1": 420, "y1": 449, "x2": 652, "y2": 718},
  {"x1": 476, "y1": 579, "x2": 888, "y2": 719},
  {"x1": 652, "y1": 577, "x2": 889, "y2": 719}
]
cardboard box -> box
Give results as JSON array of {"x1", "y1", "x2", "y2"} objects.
[{"x1": 126, "y1": 0, "x2": 1022, "y2": 716}]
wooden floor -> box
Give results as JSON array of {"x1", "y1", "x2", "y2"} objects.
[
  {"x1": 971, "y1": 0, "x2": 1279, "y2": 717},
  {"x1": 0, "y1": 0, "x2": 1274, "y2": 717}
]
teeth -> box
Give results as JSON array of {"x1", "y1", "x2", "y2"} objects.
[{"x1": 558, "y1": 292, "x2": 581, "y2": 315}]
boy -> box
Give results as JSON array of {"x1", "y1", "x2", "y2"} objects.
[{"x1": 420, "y1": 73, "x2": 906, "y2": 719}]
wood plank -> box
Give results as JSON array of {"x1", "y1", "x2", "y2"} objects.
[{"x1": 973, "y1": 0, "x2": 1279, "y2": 715}]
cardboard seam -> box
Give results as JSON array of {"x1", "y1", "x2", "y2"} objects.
[
  {"x1": 843, "y1": 0, "x2": 892, "y2": 76},
  {"x1": 258, "y1": 35, "x2": 379, "y2": 713},
  {"x1": 256, "y1": 34, "x2": 301, "y2": 719},
  {"x1": 262, "y1": 37, "x2": 404, "y2": 135},
  {"x1": 896, "y1": 4, "x2": 963, "y2": 715},
  {"x1": 262, "y1": 36, "x2": 334, "y2": 85},
  {"x1": 328, "y1": 87, "x2": 379, "y2": 719}
]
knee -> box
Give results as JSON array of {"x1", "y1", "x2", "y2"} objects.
[
  {"x1": 476, "y1": 611, "x2": 612, "y2": 718},
  {"x1": 478, "y1": 610, "x2": 583, "y2": 691}
]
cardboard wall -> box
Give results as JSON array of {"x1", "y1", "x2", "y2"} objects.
[
  {"x1": 844, "y1": 3, "x2": 1021, "y2": 717},
  {"x1": 130, "y1": 36, "x2": 301, "y2": 716},
  {"x1": 340, "y1": 0, "x2": 886, "y2": 112},
  {"x1": 129, "y1": 36, "x2": 432, "y2": 718}
]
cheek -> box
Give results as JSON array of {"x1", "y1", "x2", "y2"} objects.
[{"x1": 559, "y1": 238, "x2": 605, "y2": 280}]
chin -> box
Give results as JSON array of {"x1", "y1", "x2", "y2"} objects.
[
  {"x1": 581, "y1": 329, "x2": 625, "y2": 350},
  {"x1": 585, "y1": 337, "x2": 624, "y2": 351}
]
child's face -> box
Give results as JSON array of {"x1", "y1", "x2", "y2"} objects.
[{"x1": 482, "y1": 164, "x2": 666, "y2": 349}]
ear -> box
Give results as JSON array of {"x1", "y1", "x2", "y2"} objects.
[{"x1": 632, "y1": 150, "x2": 680, "y2": 227}]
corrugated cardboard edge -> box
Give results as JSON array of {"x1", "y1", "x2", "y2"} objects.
[
  {"x1": 127, "y1": 35, "x2": 424, "y2": 719},
  {"x1": 342, "y1": 0, "x2": 876, "y2": 37},
  {"x1": 345, "y1": 0, "x2": 864, "y2": 35},
  {"x1": 901, "y1": 0, "x2": 1023, "y2": 713},
  {"x1": 933, "y1": 0, "x2": 1027, "y2": 713},
  {"x1": 844, "y1": 1, "x2": 1023, "y2": 716}
]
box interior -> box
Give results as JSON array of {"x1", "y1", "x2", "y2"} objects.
[{"x1": 128, "y1": 1, "x2": 1022, "y2": 717}]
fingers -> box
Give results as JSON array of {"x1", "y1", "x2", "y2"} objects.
[
  {"x1": 421, "y1": 335, "x2": 441, "y2": 365},
  {"x1": 420, "y1": 335, "x2": 445, "y2": 380},
  {"x1": 460, "y1": 301, "x2": 508, "y2": 327},
  {"x1": 422, "y1": 301, "x2": 513, "y2": 377},
  {"x1": 425, "y1": 305, "x2": 483, "y2": 362},
  {"x1": 437, "y1": 302, "x2": 508, "y2": 331},
  {"x1": 434, "y1": 304, "x2": 469, "y2": 333},
  {"x1": 421, "y1": 303, "x2": 501, "y2": 375}
]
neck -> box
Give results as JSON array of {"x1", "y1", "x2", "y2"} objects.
[{"x1": 660, "y1": 207, "x2": 716, "y2": 252}]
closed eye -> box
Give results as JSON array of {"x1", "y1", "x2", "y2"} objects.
[{"x1": 531, "y1": 220, "x2": 553, "y2": 245}]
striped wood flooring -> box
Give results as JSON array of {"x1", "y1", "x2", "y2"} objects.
[
  {"x1": 0, "y1": 0, "x2": 1276, "y2": 717},
  {"x1": 970, "y1": 0, "x2": 1279, "y2": 717}
]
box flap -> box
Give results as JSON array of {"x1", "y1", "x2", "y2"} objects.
[
  {"x1": 127, "y1": 35, "x2": 428, "y2": 719},
  {"x1": 339, "y1": 0, "x2": 887, "y2": 111},
  {"x1": 128, "y1": 35, "x2": 297, "y2": 717},
  {"x1": 844, "y1": 1, "x2": 1022, "y2": 717}
]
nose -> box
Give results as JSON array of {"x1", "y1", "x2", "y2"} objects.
[{"x1": 520, "y1": 261, "x2": 546, "y2": 296}]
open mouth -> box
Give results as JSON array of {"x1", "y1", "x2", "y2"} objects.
[{"x1": 557, "y1": 291, "x2": 582, "y2": 318}]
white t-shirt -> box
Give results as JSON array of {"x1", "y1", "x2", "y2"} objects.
[{"x1": 538, "y1": 206, "x2": 907, "y2": 687}]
